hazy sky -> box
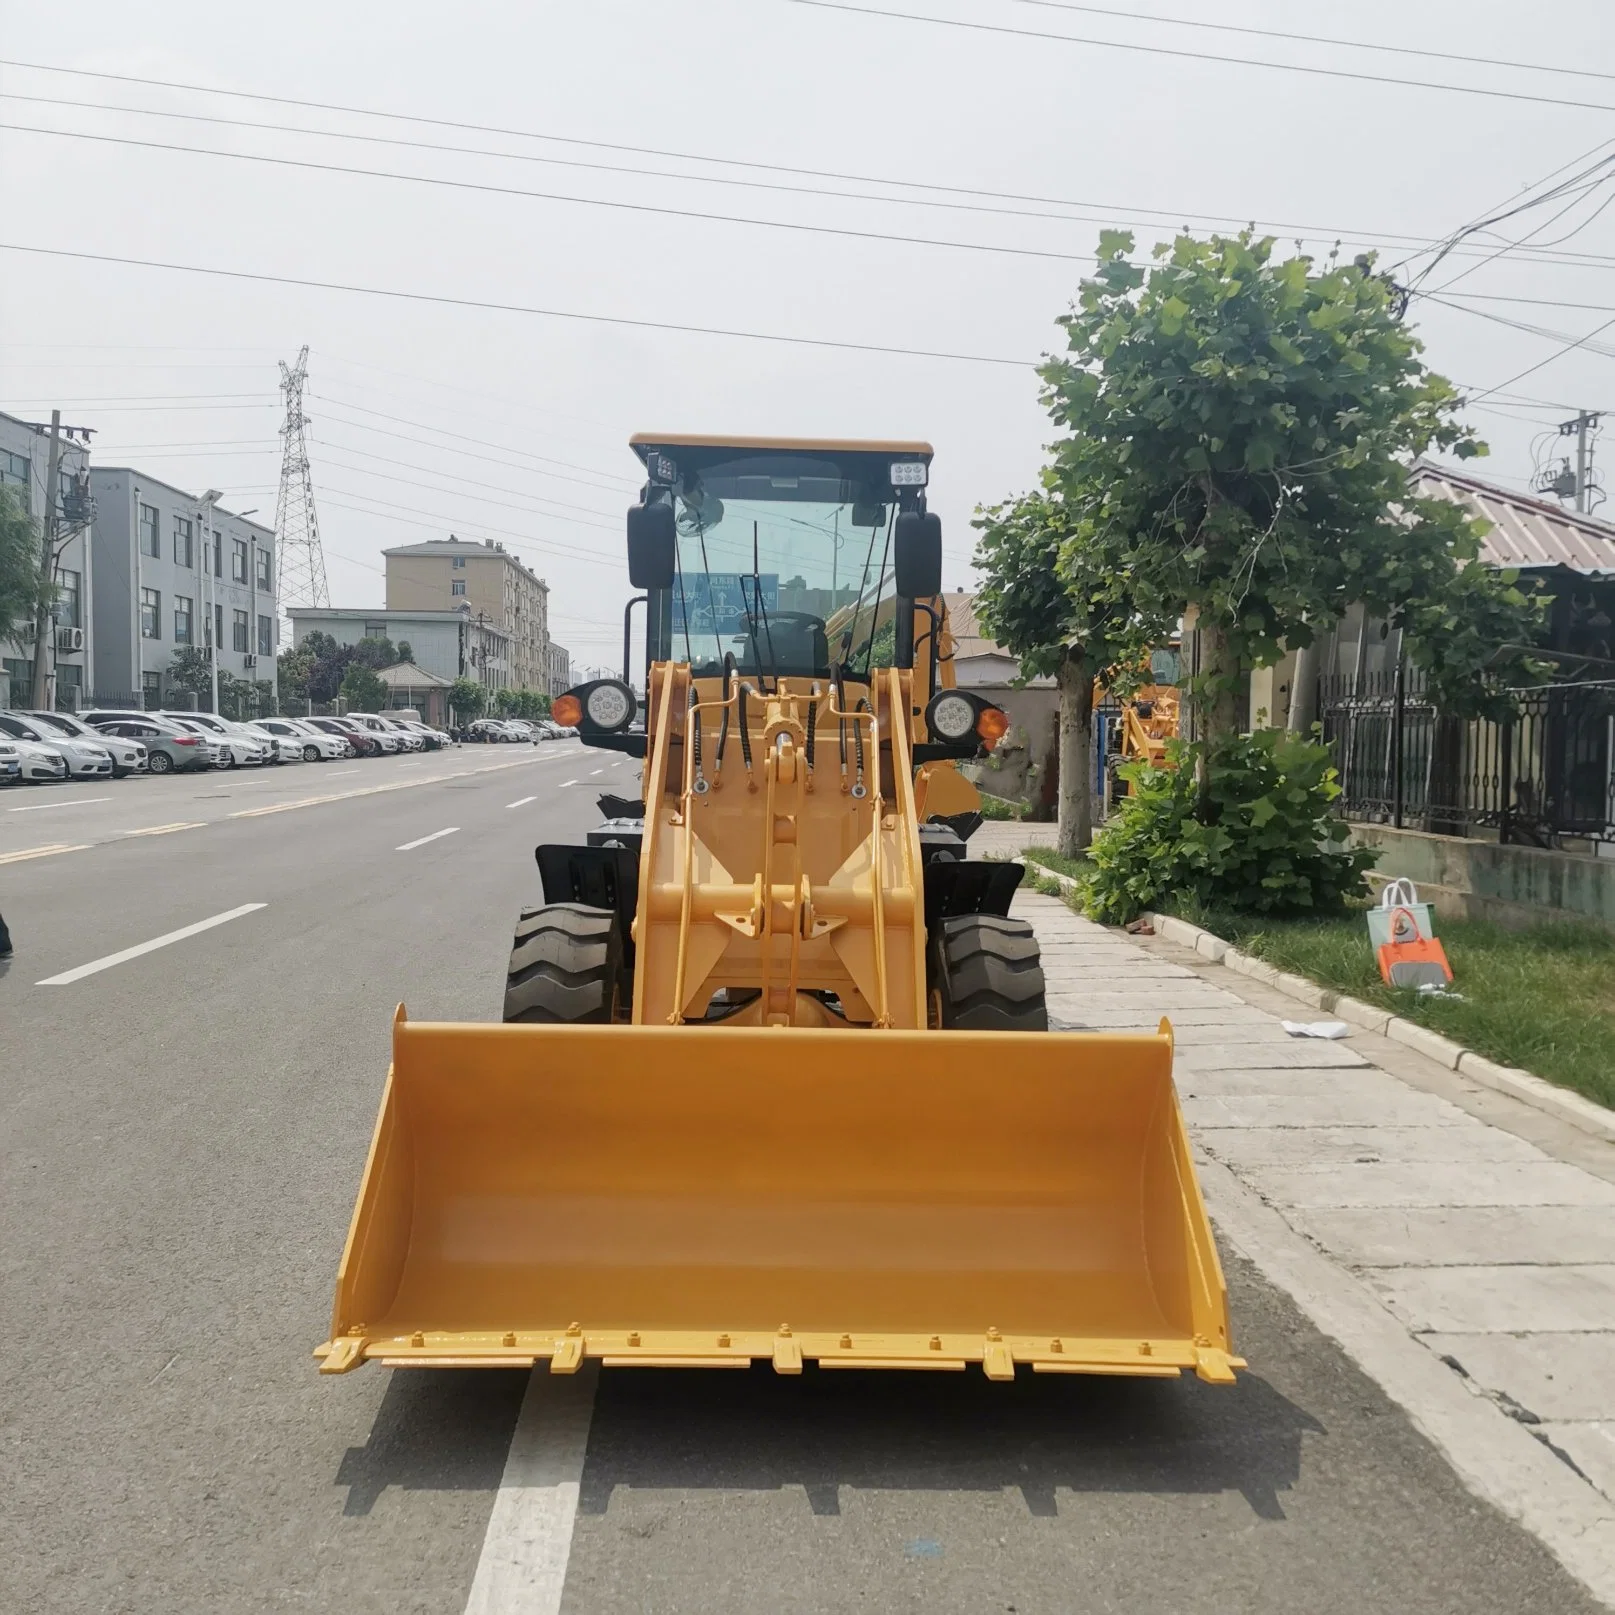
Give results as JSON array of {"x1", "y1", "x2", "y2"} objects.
[{"x1": 4, "y1": 1, "x2": 1614, "y2": 671}]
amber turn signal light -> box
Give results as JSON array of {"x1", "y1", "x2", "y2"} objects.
[
  {"x1": 552, "y1": 694, "x2": 583, "y2": 727},
  {"x1": 975, "y1": 705, "x2": 1010, "y2": 751}
]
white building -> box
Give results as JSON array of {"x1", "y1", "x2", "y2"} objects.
[{"x1": 88, "y1": 469, "x2": 277, "y2": 710}]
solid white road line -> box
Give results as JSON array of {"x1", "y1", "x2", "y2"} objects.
[
  {"x1": 37, "y1": 902, "x2": 267, "y2": 986},
  {"x1": 396, "y1": 827, "x2": 459, "y2": 851},
  {"x1": 462, "y1": 1366, "x2": 597, "y2": 1615},
  {"x1": 506, "y1": 796, "x2": 537, "y2": 809},
  {"x1": 7, "y1": 796, "x2": 113, "y2": 813}
]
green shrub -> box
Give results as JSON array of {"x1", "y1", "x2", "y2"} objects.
[
  {"x1": 977, "y1": 791, "x2": 1025, "y2": 821},
  {"x1": 1084, "y1": 729, "x2": 1375, "y2": 924}
]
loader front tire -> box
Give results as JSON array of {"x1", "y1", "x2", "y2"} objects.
[
  {"x1": 503, "y1": 903, "x2": 622, "y2": 1024},
  {"x1": 931, "y1": 913, "x2": 1048, "y2": 1032}
]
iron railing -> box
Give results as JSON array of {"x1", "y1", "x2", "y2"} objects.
[{"x1": 1322, "y1": 671, "x2": 1615, "y2": 846}]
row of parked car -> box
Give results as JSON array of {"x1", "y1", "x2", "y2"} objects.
[
  {"x1": 0, "y1": 708, "x2": 459, "y2": 784},
  {"x1": 465, "y1": 717, "x2": 577, "y2": 743}
]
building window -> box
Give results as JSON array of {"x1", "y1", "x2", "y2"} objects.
[
  {"x1": 52, "y1": 569, "x2": 80, "y2": 629},
  {"x1": 173, "y1": 515, "x2": 193, "y2": 568},
  {"x1": 451, "y1": 580, "x2": 467, "y2": 596},
  {"x1": 256, "y1": 547, "x2": 272, "y2": 589},
  {"x1": 174, "y1": 595, "x2": 193, "y2": 645},
  {"x1": 140, "y1": 587, "x2": 161, "y2": 640},
  {"x1": 1, "y1": 449, "x2": 28, "y2": 489},
  {"x1": 139, "y1": 502, "x2": 160, "y2": 559},
  {"x1": 364, "y1": 622, "x2": 389, "y2": 639},
  {"x1": 452, "y1": 555, "x2": 466, "y2": 569},
  {"x1": 142, "y1": 671, "x2": 162, "y2": 710},
  {"x1": 213, "y1": 604, "x2": 224, "y2": 650},
  {"x1": 232, "y1": 609, "x2": 249, "y2": 653},
  {"x1": 56, "y1": 662, "x2": 81, "y2": 701},
  {"x1": 257, "y1": 614, "x2": 274, "y2": 656},
  {"x1": 212, "y1": 531, "x2": 222, "y2": 578},
  {"x1": 232, "y1": 538, "x2": 248, "y2": 583}
]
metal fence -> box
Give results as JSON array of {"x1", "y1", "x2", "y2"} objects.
[{"x1": 1322, "y1": 670, "x2": 1615, "y2": 847}]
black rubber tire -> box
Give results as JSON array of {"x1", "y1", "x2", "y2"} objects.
[
  {"x1": 303, "y1": 744, "x2": 320, "y2": 762},
  {"x1": 502, "y1": 903, "x2": 622, "y2": 1024},
  {"x1": 147, "y1": 750, "x2": 173, "y2": 774},
  {"x1": 930, "y1": 913, "x2": 1048, "y2": 1032}
]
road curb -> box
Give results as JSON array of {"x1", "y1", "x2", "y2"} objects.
[{"x1": 1140, "y1": 908, "x2": 1615, "y2": 1145}]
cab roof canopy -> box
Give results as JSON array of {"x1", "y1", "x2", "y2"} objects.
[{"x1": 629, "y1": 433, "x2": 932, "y2": 491}]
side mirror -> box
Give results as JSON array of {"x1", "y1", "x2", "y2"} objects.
[
  {"x1": 626, "y1": 502, "x2": 676, "y2": 590},
  {"x1": 893, "y1": 511, "x2": 943, "y2": 599}
]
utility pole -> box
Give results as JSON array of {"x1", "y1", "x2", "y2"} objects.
[
  {"x1": 1556, "y1": 411, "x2": 1603, "y2": 513},
  {"x1": 198, "y1": 489, "x2": 223, "y2": 714},
  {"x1": 29, "y1": 412, "x2": 62, "y2": 710}
]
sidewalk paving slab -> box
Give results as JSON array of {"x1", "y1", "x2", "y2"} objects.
[{"x1": 1013, "y1": 886, "x2": 1615, "y2": 1590}]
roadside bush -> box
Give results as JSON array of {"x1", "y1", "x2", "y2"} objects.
[{"x1": 1084, "y1": 729, "x2": 1375, "y2": 924}]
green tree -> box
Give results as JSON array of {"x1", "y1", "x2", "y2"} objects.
[
  {"x1": 276, "y1": 644, "x2": 316, "y2": 708},
  {"x1": 396, "y1": 639, "x2": 414, "y2": 665},
  {"x1": 350, "y1": 635, "x2": 398, "y2": 671},
  {"x1": 448, "y1": 676, "x2": 486, "y2": 722},
  {"x1": 0, "y1": 484, "x2": 47, "y2": 646},
  {"x1": 340, "y1": 663, "x2": 388, "y2": 713},
  {"x1": 167, "y1": 646, "x2": 215, "y2": 701},
  {"x1": 1041, "y1": 230, "x2": 1543, "y2": 768},
  {"x1": 974, "y1": 490, "x2": 1165, "y2": 856}
]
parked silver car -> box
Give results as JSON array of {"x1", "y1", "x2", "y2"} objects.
[
  {"x1": 0, "y1": 713, "x2": 114, "y2": 778},
  {"x1": 18, "y1": 710, "x2": 148, "y2": 777}
]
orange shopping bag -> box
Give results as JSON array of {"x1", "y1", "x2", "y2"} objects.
[{"x1": 1376, "y1": 906, "x2": 1453, "y2": 989}]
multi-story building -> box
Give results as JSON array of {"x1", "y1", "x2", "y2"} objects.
[
  {"x1": 88, "y1": 469, "x2": 277, "y2": 710},
  {"x1": 384, "y1": 537, "x2": 549, "y2": 694},
  {"x1": 286, "y1": 605, "x2": 512, "y2": 692},
  {"x1": 0, "y1": 408, "x2": 94, "y2": 710},
  {"x1": 547, "y1": 640, "x2": 571, "y2": 697}
]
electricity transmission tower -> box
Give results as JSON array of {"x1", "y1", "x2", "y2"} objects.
[{"x1": 274, "y1": 346, "x2": 330, "y2": 612}]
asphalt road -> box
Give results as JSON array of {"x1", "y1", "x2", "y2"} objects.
[{"x1": 1, "y1": 744, "x2": 1601, "y2": 1614}]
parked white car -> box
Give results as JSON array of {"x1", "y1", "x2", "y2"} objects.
[
  {"x1": 162, "y1": 718, "x2": 230, "y2": 769},
  {"x1": 18, "y1": 710, "x2": 148, "y2": 776},
  {"x1": 340, "y1": 714, "x2": 402, "y2": 753},
  {"x1": 348, "y1": 713, "x2": 422, "y2": 751},
  {"x1": 4, "y1": 735, "x2": 70, "y2": 782},
  {"x1": 0, "y1": 713, "x2": 115, "y2": 778},
  {"x1": 249, "y1": 726, "x2": 306, "y2": 764},
  {"x1": 159, "y1": 711, "x2": 271, "y2": 768},
  {"x1": 251, "y1": 718, "x2": 347, "y2": 761}
]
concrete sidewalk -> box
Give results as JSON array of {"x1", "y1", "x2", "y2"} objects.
[{"x1": 1016, "y1": 888, "x2": 1615, "y2": 1603}]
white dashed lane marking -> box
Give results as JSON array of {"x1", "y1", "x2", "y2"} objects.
[
  {"x1": 396, "y1": 827, "x2": 460, "y2": 852},
  {"x1": 37, "y1": 903, "x2": 268, "y2": 986}
]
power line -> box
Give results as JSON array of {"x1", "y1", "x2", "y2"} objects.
[
  {"x1": 0, "y1": 242, "x2": 1031, "y2": 367},
  {"x1": 308, "y1": 392, "x2": 633, "y2": 488},
  {"x1": 1469, "y1": 313, "x2": 1615, "y2": 404},
  {"x1": 8, "y1": 61, "x2": 1615, "y2": 273},
  {"x1": 0, "y1": 119, "x2": 1171, "y2": 269},
  {"x1": 1014, "y1": 0, "x2": 1615, "y2": 85},
  {"x1": 786, "y1": 1, "x2": 1615, "y2": 116}
]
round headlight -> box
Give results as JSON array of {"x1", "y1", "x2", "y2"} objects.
[
  {"x1": 928, "y1": 691, "x2": 978, "y2": 743},
  {"x1": 583, "y1": 681, "x2": 634, "y2": 731}
]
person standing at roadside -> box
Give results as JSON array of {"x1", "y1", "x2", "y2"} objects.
[{"x1": 0, "y1": 909, "x2": 12, "y2": 959}]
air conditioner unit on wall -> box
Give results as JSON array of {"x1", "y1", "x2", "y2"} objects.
[
  {"x1": 56, "y1": 626, "x2": 84, "y2": 653},
  {"x1": 242, "y1": 653, "x2": 258, "y2": 669}
]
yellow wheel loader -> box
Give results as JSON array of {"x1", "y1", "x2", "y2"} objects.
[{"x1": 316, "y1": 436, "x2": 1241, "y2": 1386}]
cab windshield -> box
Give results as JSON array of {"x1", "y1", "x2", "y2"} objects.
[{"x1": 666, "y1": 453, "x2": 901, "y2": 682}]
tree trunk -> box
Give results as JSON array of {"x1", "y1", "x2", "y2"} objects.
[
  {"x1": 1194, "y1": 618, "x2": 1242, "y2": 748},
  {"x1": 1056, "y1": 650, "x2": 1095, "y2": 858},
  {"x1": 1192, "y1": 618, "x2": 1241, "y2": 818}
]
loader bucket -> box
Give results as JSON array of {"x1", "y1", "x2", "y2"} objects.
[{"x1": 316, "y1": 1011, "x2": 1241, "y2": 1383}]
